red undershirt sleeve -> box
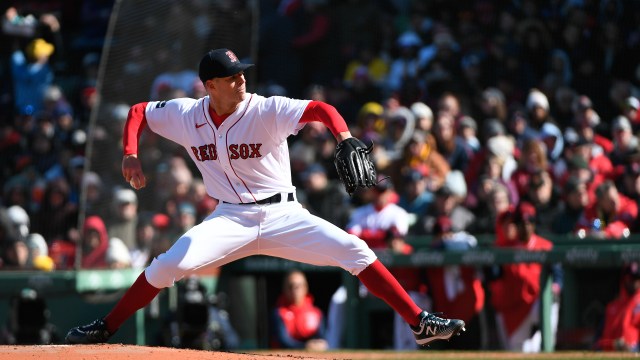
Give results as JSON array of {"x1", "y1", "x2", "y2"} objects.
[
  {"x1": 122, "y1": 102, "x2": 148, "y2": 155},
  {"x1": 299, "y1": 101, "x2": 349, "y2": 138}
]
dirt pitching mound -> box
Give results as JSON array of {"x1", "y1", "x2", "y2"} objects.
[
  {"x1": 0, "y1": 345, "x2": 637, "y2": 360},
  {"x1": 0, "y1": 344, "x2": 322, "y2": 360}
]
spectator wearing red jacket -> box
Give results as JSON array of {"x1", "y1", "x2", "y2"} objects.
[
  {"x1": 510, "y1": 139, "x2": 551, "y2": 199},
  {"x1": 271, "y1": 270, "x2": 327, "y2": 351},
  {"x1": 488, "y1": 202, "x2": 562, "y2": 352},
  {"x1": 560, "y1": 155, "x2": 602, "y2": 206},
  {"x1": 81, "y1": 215, "x2": 109, "y2": 269},
  {"x1": 595, "y1": 263, "x2": 640, "y2": 351},
  {"x1": 576, "y1": 180, "x2": 637, "y2": 239},
  {"x1": 572, "y1": 95, "x2": 614, "y2": 155},
  {"x1": 572, "y1": 136, "x2": 615, "y2": 181}
]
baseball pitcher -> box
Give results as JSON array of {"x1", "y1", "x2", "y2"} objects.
[{"x1": 65, "y1": 48, "x2": 465, "y2": 347}]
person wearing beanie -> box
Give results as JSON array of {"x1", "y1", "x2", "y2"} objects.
[
  {"x1": 106, "y1": 188, "x2": 138, "y2": 250},
  {"x1": 11, "y1": 37, "x2": 55, "y2": 115},
  {"x1": 525, "y1": 89, "x2": 555, "y2": 132},
  {"x1": 26, "y1": 38, "x2": 55, "y2": 61},
  {"x1": 25, "y1": 233, "x2": 55, "y2": 271}
]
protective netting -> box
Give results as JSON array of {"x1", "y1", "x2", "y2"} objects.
[{"x1": 81, "y1": 0, "x2": 257, "y2": 233}]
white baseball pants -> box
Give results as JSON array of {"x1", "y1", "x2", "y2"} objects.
[{"x1": 145, "y1": 201, "x2": 377, "y2": 289}]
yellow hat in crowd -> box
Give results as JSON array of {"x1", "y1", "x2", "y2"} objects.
[
  {"x1": 32, "y1": 255, "x2": 55, "y2": 271},
  {"x1": 358, "y1": 101, "x2": 384, "y2": 118},
  {"x1": 26, "y1": 38, "x2": 55, "y2": 60}
]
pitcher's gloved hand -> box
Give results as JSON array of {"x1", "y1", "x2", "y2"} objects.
[{"x1": 334, "y1": 137, "x2": 377, "y2": 195}]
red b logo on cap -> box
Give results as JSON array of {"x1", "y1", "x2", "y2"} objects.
[{"x1": 226, "y1": 50, "x2": 239, "y2": 63}]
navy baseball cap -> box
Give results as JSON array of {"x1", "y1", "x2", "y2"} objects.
[{"x1": 198, "y1": 48, "x2": 254, "y2": 82}]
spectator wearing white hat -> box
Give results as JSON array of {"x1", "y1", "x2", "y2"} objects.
[
  {"x1": 458, "y1": 116, "x2": 480, "y2": 155},
  {"x1": 82, "y1": 171, "x2": 105, "y2": 218},
  {"x1": 539, "y1": 122, "x2": 566, "y2": 180},
  {"x1": 525, "y1": 88, "x2": 554, "y2": 132},
  {"x1": 623, "y1": 96, "x2": 639, "y2": 129},
  {"x1": 106, "y1": 188, "x2": 138, "y2": 250},
  {"x1": 610, "y1": 116, "x2": 638, "y2": 167},
  {"x1": 25, "y1": 233, "x2": 55, "y2": 271},
  {"x1": 6, "y1": 206, "x2": 56, "y2": 270},
  {"x1": 6, "y1": 205, "x2": 30, "y2": 240},
  {"x1": 421, "y1": 170, "x2": 475, "y2": 235},
  {"x1": 410, "y1": 102, "x2": 434, "y2": 134}
]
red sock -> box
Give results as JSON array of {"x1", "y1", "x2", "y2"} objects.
[
  {"x1": 104, "y1": 271, "x2": 161, "y2": 333},
  {"x1": 357, "y1": 259, "x2": 423, "y2": 327}
]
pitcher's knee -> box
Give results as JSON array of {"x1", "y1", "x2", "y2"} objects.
[
  {"x1": 338, "y1": 236, "x2": 377, "y2": 275},
  {"x1": 144, "y1": 256, "x2": 186, "y2": 289}
]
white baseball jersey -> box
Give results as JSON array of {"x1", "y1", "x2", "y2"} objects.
[
  {"x1": 140, "y1": 93, "x2": 377, "y2": 290},
  {"x1": 144, "y1": 94, "x2": 310, "y2": 203},
  {"x1": 347, "y1": 203, "x2": 410, "y2": 237}
]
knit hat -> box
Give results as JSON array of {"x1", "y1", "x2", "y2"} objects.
[
  {"x1": 437, "y1": 170, "x2": 467, "y2": 198},
  {"x1": 526, "y1": 90, "x2": 549, "y2": 112},
  {"x1": 513, "y1": 201, "x2": 536, "y2": 224},
  {"x1": 410, "y1": 102, "x2": 433, "y2": 120},
  {"x1": 114, "y1": 188, "x2": 137, "y2": 204},
  {"x1": 612, "y1": 116, "x2": 632, "y2": 132},
  {"x1": 459, "y1": 116, "x2": 477, "y2": 131},
  {"x1": 7, "y1": 205, "x2": 29, "y2": 238},
  {"x1": 26, "y1": 38, "x2": 54, "y2": 60},
  {"x1": 359, "y1": 102, "x2": 384, "y2": 118},
  {"x1": 625, "y1": 96, "x2": 639, "y2": 110}
]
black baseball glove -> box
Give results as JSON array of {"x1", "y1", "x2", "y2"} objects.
[{"x1": 334, "y1": 137, "x2": 377, "y2": 195}]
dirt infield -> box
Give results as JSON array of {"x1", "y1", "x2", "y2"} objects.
[{"x1": 0, "y1": 345, "x2": 637, "y2": 360}]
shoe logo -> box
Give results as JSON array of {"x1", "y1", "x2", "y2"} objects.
[
  {"x1": 196, "y1": 122, "x2": 207, "y2": 129},
  {"x1": 425, "y1": 326, "x2": 437, "y2": 336}
]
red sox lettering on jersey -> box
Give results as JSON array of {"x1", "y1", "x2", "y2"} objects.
[
  {"x1": 190, "y1": 143, "x2": 263, "y2": 161},
  {"x1": 143, "y1": 93, "x2": 310, "y2": 204}
]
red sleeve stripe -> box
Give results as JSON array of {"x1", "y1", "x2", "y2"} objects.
[
  {"x1": 123, "y1": 102, "x2": 148, "y2": 155},
  {"x1": 299, "y1": 101, "x2": 349, "y2": 138}
]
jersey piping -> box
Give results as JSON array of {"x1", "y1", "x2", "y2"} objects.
[
  {"x1": 225, "y1": 94, "x2": 257, "y2": 203},
  {"x1": 201, "y1": 98, "x2": 244, "y2": 202}
]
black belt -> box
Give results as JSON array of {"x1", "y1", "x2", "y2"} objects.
[{"x1": 224, "y1": 192, "x2": 294, "y2": 205}]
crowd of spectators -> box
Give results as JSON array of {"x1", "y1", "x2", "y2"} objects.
[
  {"x1": 1, "y1": 0, "x2": 640, "y2": 350},
  {"x1": 0, "y1": 0, "x2": 111, "y2": 271}
]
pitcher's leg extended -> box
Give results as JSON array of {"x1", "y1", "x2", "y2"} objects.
[{"x1": 259, "y1": 203, "x2": 466, "y2": 346}]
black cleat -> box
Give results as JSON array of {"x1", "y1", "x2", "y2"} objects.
[
  {"x1": 65, "y1": 318, "x2": 113, "y2": 344},
  {"x1": 411, "y1": 311, "x2": 466, "y2": 346}
]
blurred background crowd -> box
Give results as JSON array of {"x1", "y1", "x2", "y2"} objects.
[{"x1": 0, "y1": 0, "x2": 640, "y2": 351}]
